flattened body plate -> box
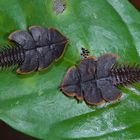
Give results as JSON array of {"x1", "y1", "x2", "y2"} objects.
[
  {"x1": 61, "y1": 54, "x2": 122, "y2": 106},
  {"x1": 9, "y1": 26, "x2": 68, "y2": 74}
]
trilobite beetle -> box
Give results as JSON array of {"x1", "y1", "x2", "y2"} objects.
[
  {"x1": 0, "y1": 26, "x2": 68, "y2": 74},
  {"x1": 60, "y1": 48, "x2": 140, "y2": 106}
]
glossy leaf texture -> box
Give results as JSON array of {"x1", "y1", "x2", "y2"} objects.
[{"x1": 0, "y1": 0, "x2": 140, "y2": 139}]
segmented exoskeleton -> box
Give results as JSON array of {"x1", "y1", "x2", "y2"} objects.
[
  {"x1": 0, "y1": 26, "x2": 68, "y2": 74},
  {"x1": 61, "y1": 48, "x2": 140, "y2": 105}
]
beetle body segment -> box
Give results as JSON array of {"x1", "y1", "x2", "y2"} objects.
[
  {"x1": 61, "y1": 54, "x2": 122, "y2": 105},
  {"x1": 3, "y1": 26, "x2": 68, "y2": 74},
  {"x1": 0, "y1": 45, "x2": 24, "y2": 69}
]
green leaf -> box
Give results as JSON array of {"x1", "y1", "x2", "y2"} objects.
[{"x1": 0, "y1": 0, "x2": 140, "y2": 139}]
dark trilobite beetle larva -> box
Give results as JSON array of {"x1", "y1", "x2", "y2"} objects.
[
  {"x1": 60, "y1": 48, "x2": 140, "y2": 106},
  {"x1": 0, "y1": 26, "x2": 68, "y2": 74}
]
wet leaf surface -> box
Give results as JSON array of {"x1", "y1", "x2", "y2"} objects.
[{"x1": 0, "y1": 0, "x2": 140, "y2": 139}]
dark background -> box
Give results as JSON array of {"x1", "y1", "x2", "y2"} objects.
[{"x1": 0, "y1": 0, "x2": 140, "y2": 140}]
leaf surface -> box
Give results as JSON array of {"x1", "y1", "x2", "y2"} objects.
[{"x1": 0, "y1": 0, "x2": 140, "y2": 139}]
